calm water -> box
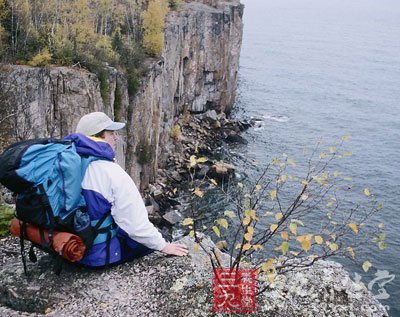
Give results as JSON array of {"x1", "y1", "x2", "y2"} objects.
[{"x1": 231, "y1": 0, "x2": 400, "y2": 314}]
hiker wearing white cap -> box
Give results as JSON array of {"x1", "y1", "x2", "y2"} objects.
[{"x1": 73, "y1": 112, "x2": 188, "y2": 267}]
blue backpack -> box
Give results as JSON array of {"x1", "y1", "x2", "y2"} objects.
[
  {"x1": 0, "y1": 137, "x2": 114, "y2": 273},
  {"x1": 0, "y1": 139, "x2": 84, "y2": 225}
]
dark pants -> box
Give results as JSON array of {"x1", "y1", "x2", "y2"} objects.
[{"x1": 119, "y1": 237, "x2": 154, "y2": 263}]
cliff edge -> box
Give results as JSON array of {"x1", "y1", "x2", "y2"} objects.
[{"x1": 0, "y1": 235, "x2": 388, "y2": 316}]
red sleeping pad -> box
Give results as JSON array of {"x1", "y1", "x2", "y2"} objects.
[{"x1": 10, "y1": 218, "x2": 86, "y2": 262}]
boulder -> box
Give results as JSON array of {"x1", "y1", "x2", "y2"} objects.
[
  {"x1": 224, "y1": 130, "x2": 248, "y2": 144},
  {"x1": 162, "y1": 210, "x2": 183, "y2": 225},
  {"x1": 210, "y1": 161, "x2": 235, "y2": 181},
  {"x1": 203, "y1": 110, "x2": 218, "y2": 123}
]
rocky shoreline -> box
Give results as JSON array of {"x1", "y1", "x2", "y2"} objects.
[{"x1": 142, "y1": 110, "x2": 252, "y2": 231}]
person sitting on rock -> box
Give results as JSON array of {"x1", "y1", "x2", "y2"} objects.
[{"x1": 68, "y1": 112, "x2": 188, "y2": 267}]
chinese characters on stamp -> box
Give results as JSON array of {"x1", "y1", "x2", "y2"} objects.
[{"x1": 212, "y1": 268, "x2": 258, "y2": 313}]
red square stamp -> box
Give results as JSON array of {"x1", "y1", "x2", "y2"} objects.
[{"x1": 212, "y1": 268, "x2": 258, "y2": 313}]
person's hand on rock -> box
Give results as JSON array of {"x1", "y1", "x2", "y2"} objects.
[{"x1": 161, "y1": 243, "x2": 189, "y2": 256}]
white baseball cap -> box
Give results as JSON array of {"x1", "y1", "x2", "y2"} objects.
[{"x1": 76, "y1": 112, "x2": 125, "y2": 136}]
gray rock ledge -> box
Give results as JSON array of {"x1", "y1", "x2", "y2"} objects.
[{"x1": 0, "y1": 235, "x2": 388, "y2": 316}]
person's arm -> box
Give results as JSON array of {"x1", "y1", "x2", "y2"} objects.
[{"x1": 106, "y1": 163, "x2": 188, "y2": 256}]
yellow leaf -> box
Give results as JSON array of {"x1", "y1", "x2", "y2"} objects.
[
  {"x1": 182, "y1": 218, "x2": 194, "y2": 226},
  {"x1": 196, "y1": 157, "x2": 208, "y2": 163},
  {"x1": 194, "y1": 187, "x2": 204, "y2": 197},
  {"x1": 194, "y1": 243, "x2": 200, "y2": 253},
  {"x1": 189, "y1": 230, "x2": 195, "y2": 238},
  {"x1": 301, "y1": 194, "x2": 309, "y2": 201},
  {"x1": 244, "y1": 193, "x2": 251, "y2": 198},
  {"x1": 315, "y1": 235, "x2": 323, "y2": 245},
  {"x1": 281, "y1": 232, "x2": 289, "y2": 240},
  {"x1": 173, "y1": 188, "x2": 178, "y2": 194},
  {"x1": 238, "y1": 182, "x2": 244, "y2": 188},
  {"x1": 377, "y1": 203, "x2": 384, "y2": 210},
  {"x1": 364, "y1": 188, "x2": 371, "y2": 197},
  {"x1": 288, "y1": 158, "x2": 296, "y2": 167},
  {"x1": 312, "y1": 176, "x2": 323, "y2": 184},
  {"x1": 289, "y1": 223, "x2": 297, "y2": 235},
  {"x1": 45, "y1": 308, "x2": 52, "y2": 314},
  {"x1": 210, "y1": 179, "x2": 218, "y2": 186},
  {"x1": 263, "y1": 211, "x2": 273, "y2": 217},
  {"x1": 319, "y1": 152, "x2": 327, "y2": 159},
  {"x1": 242, "y1": 216, "x2": 251, "y2": 226},
  {"x1": 329, "y1": 147, "x2": 336, "y2": 153},
  {"x1": 244, "y1": 232, "x2": 253, "y2": 241},
  {"x1": 378, "y1": 241, "x2": 387, "y2": 250},
  {"x1": 224, "y1": 210, "x2": 236, "y2": 218},
  {"x1": 301, "y1": 180, "x2": 309, "y2": 186},
  {"x1": 362, "y1": 261, "x2": 372, "y2": 272},
  {"x1": 347, "y1": 247, "x2": 355, "y2": 259},
  {"x1": 255, "y1": 184, "x2": 262, "y2": 191},
  {"x1": 267, "y1": 273, "x2": 276, "y2": 284},
  {"x1": 273, "y1": 158, "x2": 279, "y2": 165},
  {"x1": 189, "y1": 155, "x2": 197, "y2": 168},
  {"x1": 343, "y1": 176, "x2": 352, "y2": 181},
  {"x1": 348, "y1": 223, "x2": 359, "y2": 234},
  {"x1": 333, "y1": 170, "x2": 340, "y2": 177},
  {"x1": 216, "y1": 218, "x2": 228, "y2": 230},
  {"x1": 270, "y1": 224, "x2": 278, "y2": 232},
  {"x1": 252, "y1": 244, "x2": 264, "y2": 251},
  {"x1": 290, "y1": 251, "x2": 300, "y2": 256},
  {"x1": 270, "y1": 190, "x2": 277, "y2": 200},
  {"x1": 235, "y1": 243, "x2": 242, "y2": 249},
  {"x1": 329, "y1": 242, "x2": 338, "y2": 252},
  {"x1": 378, "y1": 223, "x2": 384, "y2": 229},
  {"x1": 247, "y1": 226, "x2": 254, "y2": 235},
  {"x1": 243, "y1": 244, "x2": 252, "y2": 251},
  {"x1": 213, "y1": 226, "x2": 221, "y2": 237},
  {"x1": 245, "y1": 209, "x2": 257, "y2": 220},
  {"x1": 297, "y1": 235, "x2": 312, "y2": 251},
  {"x1": 275, "y1": 213, "x2": 283, "y2": 221},
  {"x1": 344, "y1": 151, "x2": 353, "y2": 157},
  {"x1": 342, "y1": 134, "x2": 351, "y2": 141},
  {"x1": 261, "y1": 259, "x2": 275, "y2": 272},
  {"x1": 278, "y1": 174, "x2": 287, "y2": 183},
  {"x1": 280, "y1": 241, "x2": 289, "y2": 255}
]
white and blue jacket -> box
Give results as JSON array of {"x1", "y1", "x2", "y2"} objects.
[{"x1": 66, "y1": 133, "x2": 167, "y2": 267}]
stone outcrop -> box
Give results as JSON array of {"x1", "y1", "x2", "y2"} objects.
[
  {"x1": 125, "y1": 0, "x2": 243, "y2": 189},
  {"x1": 0, "y1": 0, "x2": 244, "y2": 191},
  {"x1": 0, "y1": 235, "x2": 388, "y2": 316}
]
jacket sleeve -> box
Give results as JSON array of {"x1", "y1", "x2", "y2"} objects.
[{"x1": 106, "y1": 162, "x2": 167, "y2": 251}]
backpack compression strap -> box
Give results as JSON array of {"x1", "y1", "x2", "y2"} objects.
[{"x1": 91, "y1": 211, "x2": 117, "y2": 267}]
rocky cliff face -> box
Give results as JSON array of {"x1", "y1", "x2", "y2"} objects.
[
  {"x1": 125, "y1": 0, "x2": 244, "y2": 188},
  {"x1": 0, "y1": 0, "x2": 243, "y2": 190}
]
